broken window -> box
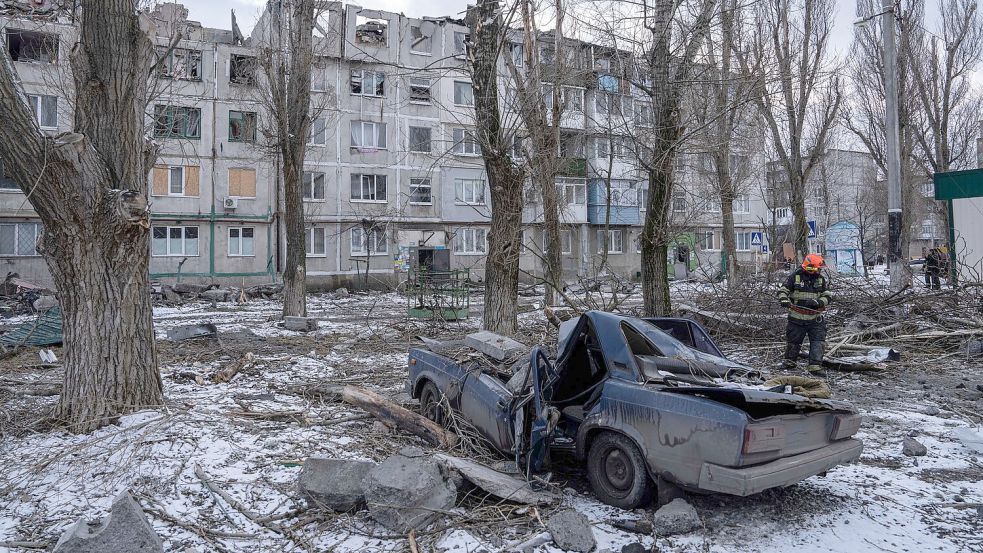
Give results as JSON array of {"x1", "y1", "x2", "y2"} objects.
[
  {"x1": 0, "y1": 160, "x2": 19, "y2": 190},
  {"x1": 151, "y1": 225, "x2": 198, "y2": 257},
  {"x1": 228, "y1": 110, "x2": 257, "y2": 142},
  {"x1": 409, "y1": 77, "x2": 431, "y2": 103},
  {"x1": 410, "y1": 24, "x2": 432, "y2": 54},
  {"x1": 453, "y1": 81, "x2": 473, "y2": 106},
  {"x1": 230, "y1": 54, "x2": 257, "y2": 85},
  {"x1": 0, "y1": 223, "x2": 40, "y2": 256},
  {"x1": 453, "y1": 31, "x2": 469, "y2": 56},
  {"x1": 355, "y1": 15, "x2": 387, "y2": 45},
  {"x1": 539, "y1": 44, "x2": 556, "y2": 66},
  {"x1": 303, "y1": 171, "x2": 326, "y2": 200},
  {"x1": 158, "y1": 47, "x2": 202, "y2": 80},
  {"x1": 153, "y1": 105, "x2": 201, "y2": 139},
  {"x1": 6, "y1": 30, "x2": 58, "y2": 63},
  {"x1": 314, "y1": 9, "x2": 331, "y2": 38},
  {"x1": 351, "y1": 69, "x2": 385, "y2": 97},
  {"x1": 228, "y1": 227, "x2": 255, "y2": 256},
  {"x1": 26, "y1": 94, "x2": 57, "y2": 128},
  {"x1": 409, "y1": 126, "x2": 431, "y2": 153},
  {"x1": 409, "y1": 178, "x2": 432, "y2": 204}
]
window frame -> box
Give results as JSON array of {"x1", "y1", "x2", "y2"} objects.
[
  {"x1": 596, "y1": 229, "x2": 624, "y2": 254},
  {"x1": 351, "y1": 227, "x2": 389, "y2": 256},
  {"x1": 228, "y1": 226, "x2": 255, "y2": 257},
  {"x1": 408, "y1": 77, "x2": 432, "y2": 103},
  {"x1": 167, "y1": 166, "x2": 185, "y2": 196},
  {"x1": 306, "y1": 226, "x2": 327, "y2": 257},
  {"x1": 409, "y1": 177, "x2": 433, "y2": 205},
  {"x1": 350, "y1": 173, "x2": 388, "y2": 202},
  {"x1": 351, "y1": 120, "x2": 387, "y2": 150},
  {"x1": 157, "y1": 46, "x2": 202, "y2": 81},
  {"x1": 303, "y1": 171, "x2": 326, "y2": 201},
  {"x1": 310, "y1": 117, "x2": 327, "y2": 146},
  {"x1": 453, "y1": 227, "x2": 487, "y2": 255},
  {"x1": 151, "y1": 225, "x2": 199, "y2": 257},
  {"x1": 452, "y1": 80, "x2": 474, "y2": 106},
  {"x1": 26, "y1": 94, "x2": 58, "y2": 129},
  {"x1": 228, "y1": 110, "x2": 258, "y2": 143},
  {"x1": 408, "y1": 125, "x2": 432, "y2": 153},
  {"x1": 699, "y1": 230, "x2": 716, "y2": 250},
  {"x1": 0, "y1": 160, "x2": 20, "y2": 191},
  {"x1": 736, "y1": 231, "x2": 753, "y2": 252},
  {"x1": 229, "y1": 54, "x2": 257, "y2": 85},
  {"x1": 153, "y1": 105, "x2": 201, "y2": 140},
  {"x1": 350, "y1": 69, "x2": 385, "y2": 97},
  {"x1": 455, "y1": 178, "x2": 485, "y2": 205},
  {"x1": 543, "y1": 228, "x2": 574, "y2": 255},
  {"x1": 555, "y1": 177, "x2": 587, "y2": 206},
  {"x1": 0, "y1": 222, "x2": 41, "y2": 257},
  {"x1": 452, "y1": 128, "x2": 481, "y2": 156},
  {"x1": 734, "y1": 193, "x2": 751, "y2": 214}
]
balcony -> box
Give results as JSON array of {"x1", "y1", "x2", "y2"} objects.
[{"x1": 558, "y1": 157, "x2": 587, "y2": 177}]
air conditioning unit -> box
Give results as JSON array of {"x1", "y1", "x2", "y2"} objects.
[{"x1": 223, "y1": 197, "x2": 238, "y2": 210}]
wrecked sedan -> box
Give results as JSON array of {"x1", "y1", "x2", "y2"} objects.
[{"x1": 406, "y1": 311, "x2": 863, "y2": 508}]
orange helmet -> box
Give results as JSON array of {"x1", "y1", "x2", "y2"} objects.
[{"x1": 802, "y1": 253, "x2": 825, "y2": 273}]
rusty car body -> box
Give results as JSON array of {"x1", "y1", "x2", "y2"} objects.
[{"x1": 406, "y1": 311, "x2": 863, "y2": 508}]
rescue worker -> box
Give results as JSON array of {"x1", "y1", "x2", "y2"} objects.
[{"x1": 778, "y1": 253, "x2": 832, "y2": 374}]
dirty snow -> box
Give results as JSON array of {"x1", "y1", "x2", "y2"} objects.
[{"x1": 1, "y1": 290, "x2": 981, "y2": 552}]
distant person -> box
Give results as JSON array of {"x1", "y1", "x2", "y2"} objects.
[
  {"x1": 778, "y1": 254, "x2": 832, "y2": 374},
  {"x1": 925, "y1": 248, "x2": 942, "y2": 290}
]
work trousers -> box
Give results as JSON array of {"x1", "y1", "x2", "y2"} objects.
[{"x1": 784, "y1": 318, "x2": 826, "y2": 366}]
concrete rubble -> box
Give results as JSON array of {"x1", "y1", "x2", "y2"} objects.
[
  {"x1": 546, "y1": 509, "x2": 596, "y2": 552},
  {"x1": 284, "y1": 316, "x2": 318, "y2": 332},
  {"x1": 902, "y1": 437, "x2": 928, "y2": 457},
  {"x1": 651, "y1": 498, "x2": 702, "y2": 537},
  {"x1": 361, "y1": 450, "x2": 457, "y2": 532},
  {"x1": 464, "y1": 330, "x2": 526, "y2": 361},
  {"x1": 53, "y1": 491, "x2": 163, "y2": 553},
  {"x1": 297, "y1": 457, "x2": 375, "y2": 511}
]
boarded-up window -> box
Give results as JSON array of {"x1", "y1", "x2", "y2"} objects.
[
  {"x1": 152, "y1": 166, "x2": 168, "y2": 196},
  {"x1": 152, "y1": 165, "x2": 199, "y2": 196},
  {"x1": 184, "y1": 166, "x2": 200, "y2": 196},
  {"x1": 228, "y1": 168, "x2": 257, "y2": 198}
]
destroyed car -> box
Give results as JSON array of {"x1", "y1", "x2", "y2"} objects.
[{"x1": 407, "y1": 311, "x2": 863, "y2": 508}]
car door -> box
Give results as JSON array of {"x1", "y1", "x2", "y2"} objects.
[{"x1": 455, "y1": 367, "x2": 516, "y2": 454}]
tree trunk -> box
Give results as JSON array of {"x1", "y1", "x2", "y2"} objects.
[
  {"x1": 272, "y1": 0, "x2": 316, "y2": 317},
  {"x1": 720, "y1": 197, "x2": 738, "y2": 282},
  {"x1": 0, "y1": 0, "x2": 163, "y2": 432},
  {"x1": 790, "y1": 173, "x2": 809, "y2": 257},
  {"x1": 641, "y1": 165, "x2": 673, "y2": 316},
  {"x1": 468, "y1": 0, "x2": 526, "y2": 335},
  {"x1": 538, "y1": 170, "x2": 562, "y2": 306}
]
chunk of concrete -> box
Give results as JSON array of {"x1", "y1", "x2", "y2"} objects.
[
  {"x1": 166, "y1": 323, "x2": 217, "y2": 342},
  {"x1": 201, "y1": 289, "x2": 230, "y2": 302},
  {"x1": 53, "y1": 491, "x2": 163, "y2": 553},
  {"x1": 902, "y1": 437, "x2": 927, "y2": 457},
  {"x1": 621, "y1": 544, "x2": 648, "y2": 553},
  {"x1": 651, "y1": 498, "x2": 702, "y2": 537},
  {"x1": 464, "y1": 330, "x2": 526, "y2": 361},
  {"x1": 161, "y1": 286, "x2": 181, "y2": 303},
  {"x1": 284, "y1": 316, "x2": 318, "y2": 332},
  {"x1": 32, "y1": 295, "x2": 59, "y2": 311},
  {"x1": 362, "y1": 453, "x2": 457, "y2": 532},
  {"x1": 546, "y1": 509, "x2": 595, "y2": 552},
  {"x1": 172, "y1": 283, "x2": 209, "y2": 295},
  {"x1": 297, "y1": 458, "x2": 375, "y2": 511},
  {"x1": 335, "y1": 287, "x2": 349, "y2": 297}
]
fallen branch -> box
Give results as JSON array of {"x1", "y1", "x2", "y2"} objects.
[
  {"x1": 0, "y1": 541, "x2": 48, "y2": 550},
  {"x1": 211, "y1": 352, "x2": 256, "y2": 384},
  {"x1": 337, "y1": 385, "x2": 457, "y2": 448}
]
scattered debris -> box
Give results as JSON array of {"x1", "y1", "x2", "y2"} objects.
[
  {"x1": 201, "y1": 289, "x2": 232, "y2": 302},
  {"x1": 337, "y1": 385, "x2": 456, "y2": 448},
  {"x1": 651, "y1": 498, "x2": 702, "y2": 537},
  {"x1": 621, "y1": 544, "x2": 649, "y2": 553},
  {"x1": 284, "y1": 316, "x2": 318, "y2": 332},
  {"x1": 434, "y1": 453, "x2": 559, "y2": 505},
  {"x1": 0, "y1": 306, "x2": 63, "y2": 346},
  {"x1": 297, "y1": 457, "x2": 375, "y2": 511},
  {"x1": 546, "y1": 509, "x2": 595, "y2": 552},
  {"x1": 53, "y1": 491, "x2": 163, "y2": 553},
  {"x1": 902, "y1": 437, "x2": 928, "y2": 457},
  {"x1": 166, "y1": 323, "x2": 217, "y2": 342},
  {"x1": 464, "y1": 330, "x2": 526, "y2": 361},
  {"x1": 762, "y1": 375, "x2": 832, "y2": 398},
  {"x1": 362, "y1": 452, "x2": 457, "y2": 532},
  {"x1": 32, "y1": 295, "x2": 58, "y2": 311},
  {"x1": 38, "y1": 349, "x2": 57, "y2": 364}
]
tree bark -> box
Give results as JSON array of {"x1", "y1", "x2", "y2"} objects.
[
  {"x1": 0, "y1": 0, "x2": 163, "y2": 432},
  {"x1": 266, "y1": 0, "x2": 316, "y2": 318},
  {"x1": 468, "y1": 0, "x2": 526, "y2": 335}
]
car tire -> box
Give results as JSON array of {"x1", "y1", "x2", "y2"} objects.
[
  {"x1": 419, "y1": 381, "x2": 446, "y2": 425},
  {"x1": 587, "y1": 431, "x2": 652, "y2": 509}
]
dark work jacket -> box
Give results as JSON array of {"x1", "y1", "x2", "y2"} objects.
[{"x1": 777, "y1": 268, "x2": 832, "y2": 322}]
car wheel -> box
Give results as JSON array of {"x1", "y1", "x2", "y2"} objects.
[
  {"x1": 587, "y1": 431, "x2": 652, "y2": 509},
  {"x1": 419, "y1": 381, "x2": 446, "y2": 425}
]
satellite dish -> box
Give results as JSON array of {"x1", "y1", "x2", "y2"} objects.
[{"x1": 419, "y1": 21, "x2": 435, "y2": 35}]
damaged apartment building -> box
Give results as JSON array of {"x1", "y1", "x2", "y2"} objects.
[{"x1": 0, "y1": 0, "x2": 778, "y2": 289}]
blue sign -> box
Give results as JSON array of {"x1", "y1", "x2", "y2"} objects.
[
  {"x1": 761, "y1": 244, "x2": 769, "y2": 253},
  {"x1": 807, "y1": 220, "x2": 817, "y2": 238},
  {"x1": 750, "y1": 232, "x2": 763, "y2": 246}
]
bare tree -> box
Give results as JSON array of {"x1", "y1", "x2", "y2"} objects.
[
  {"x1": 736, "y1": 0, "x2": 841, "y2": 259},
  {"x1": 0, "y1": 0, "x2": 162, "y2": 431},
  {"x1": 467, "y1": 0, "x2": 527, "y2": 334},
  {"x1": 257, "y1": 0, "x2": 316, "y2": 317}
]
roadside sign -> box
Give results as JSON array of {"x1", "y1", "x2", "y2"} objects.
[
  {"x1": 761, "y1": 244, "x2": 769, "y2": 253},
  {"x1": 807, "y1": 220, "x2": 817, "y2": 238},
  {"x1": 750, "y1": 232, "x2": 763, "y2": 246}
]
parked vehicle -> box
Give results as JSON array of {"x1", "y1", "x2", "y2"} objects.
[{"x1": 406, "y1": 311, "x2": 863, "y2": 508}]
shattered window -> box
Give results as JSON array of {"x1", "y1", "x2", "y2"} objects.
[
  {"x1": 409, "y1": 77, "x2": 431, "y2": 103},
  {"x1": 355, "y1": 16, "x2": 387, "y2": 45},
  {"x1": 153, "y1": 105, "x2": 201, "y2": 139},
  {"x1": 158, "y1": 47, "x2": 202, "y2": 80},
  {"x1": 230, "y1": 54, "x2": 257, "y2": 85},
  {"x1": 228, "y1": 111, "x2": 257, "y2": 142},
  {"x1": 351, "y1": 69, "x2": 385, "y2": 97},
  {"x1": 409, "y1": 178, "x2": 432, "y2": 204},
  {"x1": 410, "y1": 25, "x2": 432, "y2": 54},
  {"x1": 453, "y1": 31, "x2": 469, "y2": 56},
  {"x1": 6, "y1": 30, "x2": 58, "y2": 63}
]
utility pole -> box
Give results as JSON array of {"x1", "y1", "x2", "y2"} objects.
[{"x1": 881, "y1": 0, "x2": 904, "y2": 290}]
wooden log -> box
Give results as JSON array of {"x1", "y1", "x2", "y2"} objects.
[{"x1": 339, "y1": 385, "x2": 457, "y2": 448}]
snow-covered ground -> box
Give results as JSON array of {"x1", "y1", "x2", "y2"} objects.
[{"x1": 1, "y1": 291, "x2": 981, "y2": 552}]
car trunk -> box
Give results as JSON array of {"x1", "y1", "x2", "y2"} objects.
[{"x1": 665, "y1": 386, "x2": 862, "y2": 466}]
